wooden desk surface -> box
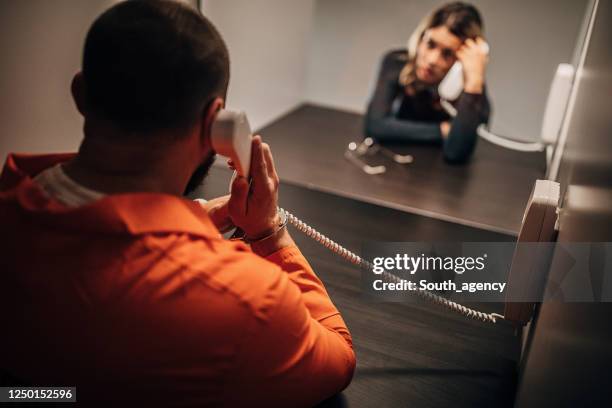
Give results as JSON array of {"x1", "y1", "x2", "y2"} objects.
[
  {"x1": 251, "y1": 104, "x2": 546, "y2": 236},
  {"x1": 198, "y1": 167, "x2": 521, "y2": 408}
]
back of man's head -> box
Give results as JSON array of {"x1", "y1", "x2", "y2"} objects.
[{"x1": 82, "y1": 0, "x2": 229, "y2": 133}]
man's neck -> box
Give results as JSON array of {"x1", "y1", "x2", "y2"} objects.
[{"x1": 63, "y1": 135, "x2": 191, "y2": 197}]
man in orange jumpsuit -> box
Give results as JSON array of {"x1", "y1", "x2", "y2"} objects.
[{"x1": 0, "y1": 1, "x2": 355, "y2": 406}]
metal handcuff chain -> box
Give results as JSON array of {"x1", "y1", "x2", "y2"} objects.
[{"x1": 279, "y1": 207, "x2": 504, "y2": 324}]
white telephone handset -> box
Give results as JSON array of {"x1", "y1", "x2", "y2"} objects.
[
  {"x1": 209, "y1": 109, "x2": 558, "y2": 326},
  {"x1": 210, "y1": 110, "x2": 253, "y2": 178}
]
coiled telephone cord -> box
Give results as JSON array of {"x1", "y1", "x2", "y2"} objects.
[{"x1": 280, "y1": 208, "x2": 505, "y2": 324}]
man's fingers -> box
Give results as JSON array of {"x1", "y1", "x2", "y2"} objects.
[
  {"x1": 207, "y1": 194, "x2": 230, "y2": 206},
  {"x1": 250, "y1": 136, "x2": 269, "y2": 196},
  {"x1": 208, "y1": 199, "x2": 234, "y2": 233},
  {"x1": 228, "y1": 174, "x2": 249, "y2": 216},
  {"x1": 261, "y1": 142, "x2": 279, "y2": 185},
  {"x1": 250, "y1": 136, "x2": 267, "y2": 176}
]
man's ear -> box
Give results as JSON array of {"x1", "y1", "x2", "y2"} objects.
[
  {"x1": 200, "y1": 97, "x2": 225, "y2": 150},
  {"x1": 71, "y1": 72, "x2": 88, "y2": 116}
]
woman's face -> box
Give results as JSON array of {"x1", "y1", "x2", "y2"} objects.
[{"x1": 415, "y1": 26, "x2": 463, "y2": 85}]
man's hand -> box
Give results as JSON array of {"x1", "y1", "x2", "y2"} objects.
[
  {"x1": 456, "y1": 37, "x2": 488, "y2": 94},
  {"x1": 228, "y1": 135, "x2": 280, "y2": 240},
  {"x1": 195, "y1": 195, "x2": 234, "y2": 233}
]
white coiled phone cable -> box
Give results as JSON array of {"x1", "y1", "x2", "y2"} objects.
[
  {"x1": 222, "y1": 172, "x2": 504, "y2": 324},
  {"x1": 280, "y1": 207, "x2": 505, "y2": 324}
]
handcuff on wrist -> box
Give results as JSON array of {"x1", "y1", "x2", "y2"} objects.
[{"x1": 231, "y1": 208, "x2": 288, "y2": 244}]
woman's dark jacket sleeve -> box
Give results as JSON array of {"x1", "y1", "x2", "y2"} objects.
[{"x1": 443, "y1": 90, "x2": 491, "y2": 162}]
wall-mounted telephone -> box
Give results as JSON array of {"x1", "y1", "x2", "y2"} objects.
[
  {"x1": 504, "y1": 179, "x2": 560, "y2": 324},
  {"x1": 210, "y1": 109, "x2": 561, "y2": 326}
]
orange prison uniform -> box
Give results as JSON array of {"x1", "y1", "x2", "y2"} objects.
[{"x1": 0, "y1": 153, "x2": 355, "y2": 407}]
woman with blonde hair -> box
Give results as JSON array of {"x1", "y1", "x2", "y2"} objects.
[{"x1": 364, "y1": 2, "x2": 489, "y2": 162}]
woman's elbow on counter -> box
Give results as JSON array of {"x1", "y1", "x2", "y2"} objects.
[
  {"x1": 364, "y1": 116, "x2": 383, "y2": 141},
  {"x1": 443, "y1": 141, "x2": 476, "y2": 163}
]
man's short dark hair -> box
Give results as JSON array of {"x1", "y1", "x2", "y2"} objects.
[{"x1": 82, "y1": 0, "x2": 229, "y2": 132}]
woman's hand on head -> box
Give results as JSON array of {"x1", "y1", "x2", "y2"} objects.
[{"x1": 456, "y1": 37, "x2": 488, "y2": 94}]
